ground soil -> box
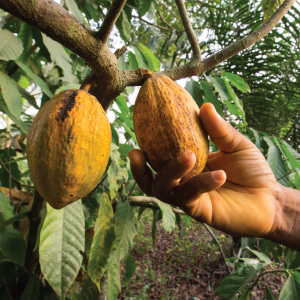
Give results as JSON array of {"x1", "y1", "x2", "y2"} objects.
[{"x1": 117, "y1": 219, "x2": 286, "y2": 300}]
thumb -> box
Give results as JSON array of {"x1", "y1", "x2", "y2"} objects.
[{"x1": 199, "y1": 103, "x2": 252, "y2": 152}]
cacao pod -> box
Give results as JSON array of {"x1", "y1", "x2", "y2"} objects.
[
  {"x1": 27, "y1": 89, "x2": 111, "y2": 209},
  {"x1": 133, "y1": 75, "x2": 208, "y2": 182}
]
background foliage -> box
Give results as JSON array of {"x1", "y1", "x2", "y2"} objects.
[{"x1": 0, "y1": 0, "x2": 300, "y2": 299}]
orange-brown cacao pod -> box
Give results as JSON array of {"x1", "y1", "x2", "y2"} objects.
[
  {"x1": 27, "y1": 89, "x2": 111, "y2": 209},
  {"x1": 133, "y1": 75, "x2": 208, "y2": 182}
]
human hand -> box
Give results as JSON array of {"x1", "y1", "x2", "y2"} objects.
[{"x1": 129, "y1": 103, "x2": 283, "y2": 237}]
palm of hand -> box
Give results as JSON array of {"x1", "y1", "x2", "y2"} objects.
[{"x1": 188, "y1": 147, "x2": 278, "y2": 237}]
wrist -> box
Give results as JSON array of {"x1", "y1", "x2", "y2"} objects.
[{"x1": 264, "y1": 183, "x2": 300, "y2": 251}]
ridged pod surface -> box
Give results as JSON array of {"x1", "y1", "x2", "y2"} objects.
[
  {"x1": 133, "y1": 75, "x2": 208, "y2": 182},
  {"x1": 27, "y1": 89, "x2": 111, "y2": 209}
]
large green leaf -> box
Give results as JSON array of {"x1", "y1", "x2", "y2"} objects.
[
  {"x1": 108, "y1": 199, "x2": 137, "y2": 265},
  {"x1": 116, "y1": 10, "x2": 131, "y2": 42},
  {"x1": 138, "y1": 0, "x2": 152, "y2": 16},
  {"x1": 39, "y1": 201, "x2": 85, "y2": 300},
  {"x1": 0, "y1": 192, "x2": 26, "y2": 266},
  {"x1": 200, "y1": 81, "x2": 225, "y2": 118},
  {"x1": 139, "y1": 43, "x2": 160, "y2": 71},
  {"x1": 107, "y1": 263, "x2": 121, "y2": 300},
  {"x1": 215, "y1": 260, "x2": 269, "y2": 300},
  {"x1": 156, "y1": 199, "x2": 176, "y2": 233},
  {"x1": 88, "y1": 193, "x2": 115, "y2": 291},
  {"x1": 0, "y1": 29, "x2": 23, "y2": 60},
  {"x1": 264, "y1": 137, "x2": 289, "y2": 186},
  {"x1": 184, "y1": 80, "x2": 203, "y2": 108},
  {"x1": 125, "y1": 255, "x2": 136, "y2": 283},
  {"x1": 15, "y1": 60, "x2": 53, "y2": 98},
  {"x1": 0, "y1": 71, "x2": 23, "y2": 119},
  {"x1": 42, "y1": 34, "x2": 75, "y2": 82},
  {"x1": 17, "y1": 23, "x2": 33, "y2": 65},
  {"x1": 265, "y1": 285, "x2": 275, "y2": 300},
  {"x1": 224, "y1": 72, "x2": 250, "y2": 93},
  {"x1": 279, "y1": 272, "x2": 300, "y2": 299},
  {"x1": 133, "y1": 46, "x2": 149, "y2": 69}
]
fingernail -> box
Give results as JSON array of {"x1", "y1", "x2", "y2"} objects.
[
  {"x1": 177, "y1": 151, "x2": 189, "y2": 164},
  {"x1": 212, "y1": 170, "x2": 224, "y2": 181}
]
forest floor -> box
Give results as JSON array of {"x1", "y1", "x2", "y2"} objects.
[{"x1": 117, "y1": 213, "x2": 286, "y2": 300}]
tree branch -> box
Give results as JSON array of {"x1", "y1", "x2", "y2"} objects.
[
  {"x1": 96, "y1": 0, "x2": 127, "y2": 43},
  {"x1": 128, "y1": 196, "x2": 185, "y2": 215},
  {"x1": 175, "y1": 0, "x2": 201, "y2": 60},
  {"x1": 156, "y1": 0, "x2": 296, "y2": 80}
]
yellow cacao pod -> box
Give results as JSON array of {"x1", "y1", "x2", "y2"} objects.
[
  {"x1": 27, "y1": 89, "x2": 111, "y2": 209},
  {"x1": 133, "y1": 75, "x2": 208, "y2": 182}
]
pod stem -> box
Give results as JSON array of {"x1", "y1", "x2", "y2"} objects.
[{"x1": 80, "y1": 73, "x2": 95, "y2": 92}]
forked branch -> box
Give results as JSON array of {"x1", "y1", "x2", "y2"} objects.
[
  {"x1": 96, "y1": 0, "x2": 128, "y2": 43},
  {"x1": 175, "y1": 0, "x2": 201, "y2": 60}
]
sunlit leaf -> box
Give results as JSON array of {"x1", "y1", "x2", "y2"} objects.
[
  {"x1": 279, "y1": 272, "x2": 300, "y2": 299},
  {"x1": 0, "y1": 29, "x2": 23, "y2": 60},
  {"x1": 224, "y1": 72, "x2": 250, "y2": 93},
  {"x1": 39, "y1": 202, "x2": 85, "y2": 299},
  {"x1": 139, "y1": 43, "x2": 160, "y2": 71}
]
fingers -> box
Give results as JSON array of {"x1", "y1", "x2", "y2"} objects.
[
  {"x1": 129, "y1": 149, "x2": 155, "y2": 196},
  {"x1": 199, "y1": 103, "x2": 253, "y2": 153},
  {"x1": 171, "y1": 170, "x2": 226, "y2": 206},
  {"x1": 152, "y1": 150, "x2": 196, "y2": 201}
]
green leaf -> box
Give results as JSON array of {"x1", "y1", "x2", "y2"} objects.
[
  {"x1": 215, "y1": 262, "x2": 267, "y2": 300},
  {"x1": 0, "y1": 192, "x2": 26, "y2": 266},
  {"x1": 88, "y1": 193, "x2": 115, "y2": 291},
  {"x1": 139, "y1": 43, "x2": 160, "y2": 71},
  {"x1": 184, "y1": 80, "x2": 203, "y2": 108},
  {"x1": 65, "y1": 0, "x2": 85, "y2": 22},
  {"x1": 263, "y1": 137, "x2": 289, "y2": 186},
  {"x1": 77, "y1": 276, "x2": 99, "y2": 300},
  {"x1": 224, "y1": 72, "x2": 251, "y2": 93},
  {"x1": 221, "y1": 75, "x2": 247, "y2": 124},
  {"x1": 108, "y1": 199, "x2": 137, "y2": 265},
  {"x1": 0, "y1": 29, "x2": 23, "y2": 60},
  {"x1": 152, "y1": 209, "x2": 162, "y2": 244},
  {"x1": 107, "y1": 263, "x2": 121, "y2": 300},
  {"x1": 206, "y1": 76, "x2": 228, "y2": 103},
  {"x1": 239, "y1": 288, "x2": 251, "y2": 300},
  {"x1": 15, "y1": 60, "x2": 53, "y2": 98},
  {"x1": 279, "y1": 273, "x2": 300, "y2": 299},
  {"x1": 0, "y1": 102, "x2": 30, "y2": 134},
  {"x1": 128, "y1": 51, "x2": 139, "y2": 70},
  {"x1": 265, "y1": 285, "x2": 275, "y2": 300},
  {"x1": 20, "y1": 275, "x2": 42, "y2": 300},
  {"x1": 138, "y1": 0, "x2": 152, "y2": 16},
  {"x1": 156, "y1": 200, "x2": 176, "y2": 233},
  {"x1": 200, "y1": 81, "x2": 225, "y2": 118},
  {"x1": 133, "y1": 46, "x2": 149, "y2": 69},
  {"x1": 55, "y1": 83, "x2": 81, "y2": 95},
  {"x1": 116, "y1": 95, "x2": 129, "y2": 115},
  {"x1": 39, "y1": 201, "x2": 85, "y2": 300},
  {"x1": 17, "y1": 23, "x2": 33, "y2": 65},
  {"x1": 42, "y1": 34, "x2": 75, "y2": 82},
  {"x1": 125, "y1": 255, "x2": 136, "y2": 283},
  {"x1": 115, "y1": 119, "x2": 138, "y2": 144},
  {"x1": 14, "y1": 81, "x2": 39, "y2": 109},
  {"x1": 245, "y1": 247, "x2": 272, "y2": 263},
  {"x1": 113, "y1": 110, "x2": 134, "y2": 130},
  {"x1": 0, "y1": 71, "x2": 23, "y2": 119},
  {"x1": 263, "y1": 0, "x2": 284, "y2": 23},
  {"x1": 0, "y1": 212, "x2": 27, "y2": 230},
  {"x1": 116, "y1": 11, "x2": 131, "y2": 42}
]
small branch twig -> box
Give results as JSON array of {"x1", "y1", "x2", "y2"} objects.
[
  {"x1": 128, "y1": 196, "x2": 185, "y2": 215},
  {"x1": 276, "y1": 169, "x2": 294, "y2": 181},
  {"x1": 157, "y1": 10, "x2": 174, "y2": 30},
  {"x1": 114, "y1": 46, "x2": 127, "y2": 59},
  {"x1": 0, "y1": 156, "x2": 34, "y2": 188},
  {"x1": 96, "y1": 0, "x2": 128, "y2": 43},
  {"x1": 133, "y1": 16, "x2": 171, "y2": 31},
  {"x1": 202, "y1": 223, "x2": 232, "y2": 274},
  {"x1": 174, "y1": 0, "x2": 201, "y2": 60}
]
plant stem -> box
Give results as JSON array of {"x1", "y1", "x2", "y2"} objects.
[{"x1": 202, "y1": 223, "x2": 232, "y2": 274}]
